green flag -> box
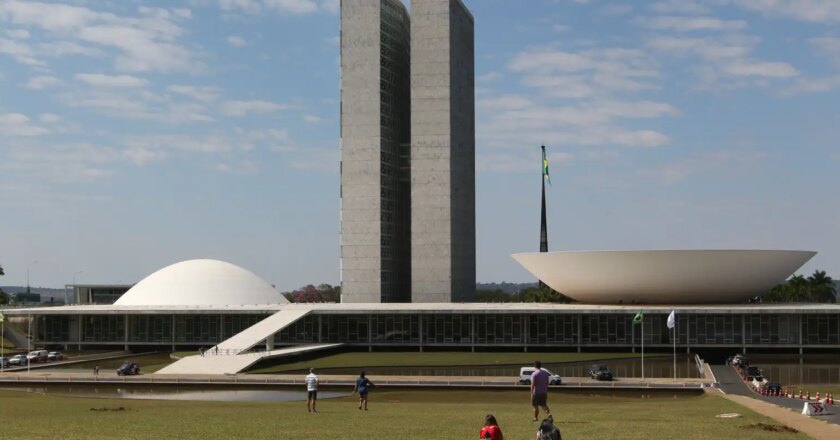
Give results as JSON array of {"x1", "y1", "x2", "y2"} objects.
[
  {"x1": 0, "y1": 312, "x2": 4, "y2": 324},
  {"x1": 542, "y1": 147, "x2": 551, "y2": 186},
  {"x1": 632, "y1": 310, "x2": 643, "y2": 324}
]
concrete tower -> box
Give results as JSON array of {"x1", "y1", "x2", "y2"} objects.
[
  {"x1": 340, "y1": 0, "x2": 412, "y2": 303},
  {"x1": 410, "y1": 0, "x2": 476, "y2": 302}
]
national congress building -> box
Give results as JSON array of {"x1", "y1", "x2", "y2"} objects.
[{"x1": 340, "y1": 0, "x2": 476, "y2": 304}]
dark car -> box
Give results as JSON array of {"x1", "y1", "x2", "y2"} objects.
[
  {"x1": 117, "y1": 362, "x2": 140, "y2": 376},
  {"x1": 764, "y1": 382, "x2": 782, "y2": 395},
  {"x1": 745, "y1": 366, "x2": 763, "y2": 381},
  {"x1": 589, "y1": 364, "x2": 613, "y2": 381}
]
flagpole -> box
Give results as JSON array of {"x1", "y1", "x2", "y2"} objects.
[
  {"x1": 641, "y1": 314, "x2": 645, "y2": 381},
  {"x1": 673, "y1": 316, "x2": 677, "y2": 381},
  {"x1": 1, "y1": 320, "x2": 4, "y2": 374},
  {"x1": 538, "y1": 145, "x2": 548, "y2": 290}
]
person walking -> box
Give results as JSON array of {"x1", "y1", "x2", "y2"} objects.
[
  {"x1": 305, "y1": 368, "x2": 319, "y2": 413},
  {"x1": 93, "y1": 365, "x2": 99, "y2": 376},
  {"x1": 479, "y1": 414, "x2": 504, "y2": 440},
  {"x1": 530, "y1": 361, "x2": 551, "y2": 422},
  {"x1": 535, "y1": 416, "x2": 562, "y2": 440},
  {"x1": 353, "y1": 371, "x2": 374, "y2": 410}
]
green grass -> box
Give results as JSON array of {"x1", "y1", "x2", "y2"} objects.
[
  {"x1": 0, "y1": 389, "x2": 807, "y2": 440},
  {"x1": 46, "y1": 353, "x2": 176, "y2": 373},
  {"x1": 248, "y1": 351, "x2": 663, "y2": 374}
]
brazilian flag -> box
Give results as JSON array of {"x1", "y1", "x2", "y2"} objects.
[
  {"x1": 632, "y1": 310, "x2": 644, "y2": 324},
  {"x1": 542, "y1": 147, "x2": 551, "y2": 186}
]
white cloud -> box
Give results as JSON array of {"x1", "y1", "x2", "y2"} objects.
[
  {"x1": 641, "y1": 16, "x2": 748, "y2": 32},
  {"x1": 25, "y1": 75, "x2": 62, "y2": 90},
  {"x1": 5, "y1": 28, "x2": 29, "y2": 39},
  {"x1": 0, "y1": 37, "x2": 43, "y2": 65},
  {"x1": 304, "y1": 114, "x2": 322, "y2": 123},
  {"x1": 477, "y1": 71, "x2": 503, "y2": 83},
  {"x1": 721, "y1": 60, "x2": 799, "y2": 78},
  {"x1": 38, "y1": 113, "x2": 61, "y2": 123},
  {"x1": 74, "y1": 73, "x2": 148, "y2": 88},
  {"x1": 167, "y1": 85, "x2": 222, "y2": 102},
  {"x1": 220, "y1": 100, "x2": 288, "y2": 116},
  {"x1": 650, "y1": 0, "x2": 709, "y2": 14},
  {"x1": 723, "y1": 0, "x2": 840, "y2": 23},
  {"x1": 0, "y1": 1, "x2": 202, "y2": 73},
  {"x1": 0, "y1": 112, "x2": 49, "y2": 136},
  {"x1": 227, "y1": 35, "x2": 247, "y2": 47},
  {"x1": 784, "y1": 76, "x2": 840, "y2": 95},
  {"x1": 216, "y1": 0, "x2": 337, "y2": 14},
  {"x1": 638, "y1": 151, "x2": 768, "y2": 185},
  {"x1": 478, "y1": 152, "x2": 572, "y2": 173},
  {"x1": 810, "y1": 37, "x2": 840, "y2": 68}
]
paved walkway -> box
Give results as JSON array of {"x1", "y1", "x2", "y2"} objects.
[
  {"x1": 710, "y1": 364, "x2": 840, "y2": 440},
  {"x1": 0, "y1": 370, "x2": 707, "y2": 390},
  {"x1": 155, "y1": 343, "x2": 341, "y2": 375}
]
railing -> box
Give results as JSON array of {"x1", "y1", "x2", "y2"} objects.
[{"x1": 694, "y1": 354, "x2": 706, "y2": 379}]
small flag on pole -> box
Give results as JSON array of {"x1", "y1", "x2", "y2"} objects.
[
  {"x1": 632, "y1": 310, "x2": 644, "y2": 324},
  {"x1": 667, "y1": 310, "x2": 676, "y2": 329},
  {"x1": 0, "y1": 311, "x2": 4, "y2": 324},
  {"x1": 542, "y1": 146, "x2": 551, "y2": 186}
]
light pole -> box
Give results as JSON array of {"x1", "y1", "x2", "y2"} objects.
[{"x1": 26, "y1": 260, "x2": 37, "y2": 374}]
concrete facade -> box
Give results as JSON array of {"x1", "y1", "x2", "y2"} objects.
[
  {"x1": 410, "y1": 0, "x2": 476, "y2": 302},
  {"x1": 340, "y1": 0, "x2": 412, "y2": 303}
]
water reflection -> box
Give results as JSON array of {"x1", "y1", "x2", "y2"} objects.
[
  {"x1": 281, "y1": 355, "x2": 701, "y2": 379},
  {"x1": 2, "y1": 386, "x2": 347, "y2": 402}
]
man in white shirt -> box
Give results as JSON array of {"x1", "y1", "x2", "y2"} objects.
[{"x1": 305, "y1": 368, "x2": 319, "y2": 413}]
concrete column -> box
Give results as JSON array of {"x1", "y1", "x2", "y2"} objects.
[
  {"x1": 470, "y1": 314, "x2": 475, "y2": 352},
  {"x1": 577, "y1": 315, "x2": 582, "y2": 352},
  {"x1": 266, "y1": 334, "x2": 275, "y2": 351},
  {"x1": 523, "y1": 315, "x2": 528, "y2": 352},
  {"x1": 124, "y1": 314, "x2": 129, "y2": 351},
  {"x1": 171, "y1": 315, "x2": 176, "y2": 351},
  {"x1": 318, "y1": 315, "x2": 323, "y2": 343},
  {"x1": 742, "y1": 314, "x2": 746, "y2": 353}
]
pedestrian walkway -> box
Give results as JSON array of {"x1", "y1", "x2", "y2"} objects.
[
  {"x1": 710, "y1": 364, "x2": 840, "y2": 440},
  {"x1": 154, "y1": 343, "x2": 340, "y2": 375}
]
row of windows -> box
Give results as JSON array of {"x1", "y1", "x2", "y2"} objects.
[{"x1": 39, "y1": 313, "x2": 840, "y2": 347}]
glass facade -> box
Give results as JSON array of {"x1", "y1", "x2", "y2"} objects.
[{"x1": 35, "y1": 311, "x2": 840, "y2": 350}]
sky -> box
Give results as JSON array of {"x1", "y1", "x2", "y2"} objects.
[{"x1": 0, "y1": 0, "x2": 838, "y2": 291}]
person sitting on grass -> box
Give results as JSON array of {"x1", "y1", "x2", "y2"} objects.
[
  {"x1": 353, "y1": 371, "x2": 374, "y2": 410},
  {"x1": 536, "y1": 416, "x2": 561, "y2": 440},
  {"x1": 479, "y1": 414, "x2": 504, "y2": 440}
]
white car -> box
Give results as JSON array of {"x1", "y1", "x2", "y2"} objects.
[
  {"x1": 518, "y1": 367, "x2": 562, "y2": 385},
  {"x1": 48, "y1": 351, "x2": 63, "y2": 361},
  {"x1": 9, "y1": 354, "x2": 27, "y2": 366}
]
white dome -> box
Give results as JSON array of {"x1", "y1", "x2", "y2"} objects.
[
  {"x1": 512, "y1": 250, "x2": 816, "y2": 304},
  {"x1": 115, "y1": 259, "x2": 287, "y2": 306}
]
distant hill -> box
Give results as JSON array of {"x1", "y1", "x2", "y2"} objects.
[{"x1": 477, "y1": 282, "x2": 536, "y2": 294}]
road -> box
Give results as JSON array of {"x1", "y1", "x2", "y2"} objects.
[{"x1": 711, "y1": 364, "x2": 840, "y2": 425}]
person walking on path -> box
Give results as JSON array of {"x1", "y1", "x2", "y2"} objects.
[
  {"x1": 353, "y1": 371, "x2": 374, "y2": 410},
  {"x1": 93, "y1": 365, "x2": 99, "y2": 376},
  {"x1": 479, "y1": 414, "x2": 504, "y2": 440},
  {"x1": 530, "y1": 361, "x2": 551, "y2": 422},
  {"x1": 305, "y1": 368, "x2": 319, "y2": 413},
  {"x1": 535, "y1": 416, "x2": 562, "y2": 440}
]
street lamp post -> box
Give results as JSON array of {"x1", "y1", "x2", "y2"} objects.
[{"x1": 26, "y1": 260, "x2": 37, "y2": 374}]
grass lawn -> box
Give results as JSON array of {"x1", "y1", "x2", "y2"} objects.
[
  {"x1": 249, "y1": 351, "x2": 663, "y2": 374},
  {"x1": 0, "y1": 389, "x2": 807, "y2": 440}
]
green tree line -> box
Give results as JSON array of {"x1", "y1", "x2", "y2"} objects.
[{"x1": 760, "y1": 270, "x2": 836, "y2": 303}]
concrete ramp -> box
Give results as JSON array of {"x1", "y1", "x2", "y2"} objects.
[
  {"x1": 215, "y1": 307, "x2": 313, "y2": 354},
  {"x1": 155, "y1": 343, "x2": 341, "y2": 375}
]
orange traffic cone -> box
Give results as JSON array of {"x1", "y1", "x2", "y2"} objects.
[
  {"x1": 827, "y1": 393, "x2": 833, "y2": 405},
  {"x1": 816, "y1": 392, "x2": 820, "y2": 401},
  {"x1": 799, "y1": 390, "x2": 804, "y2": 399},
  {"x1": 806, "y1": 391, "x2": 811, "y2": 400}
]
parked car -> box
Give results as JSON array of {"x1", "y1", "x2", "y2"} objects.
[
  {"x1": 0, "y1": 357, "x2": 9, "y2": 368},
  {"x1": 9, "y1": 354, "x2": 28, "y2": 366},
  {"x1": 26, "y1": 349, "x2": 48, "y2": 363},
  {"x1": 518, "y1": 367, "x2": 562, "y2": 385},
  {"x1": 745, "y1": 366, "x2": 763, "y2": 381},
  {"x1": 117, "y1": 362, "x2": 140, "y2": 376},
  {"x1": 47, "y1": 351, "x2": 63, "y2": 361},
  {"x1": 589, "y1": 364, "x2": 613, "y2": 381},
  {"x1": 733, "y1": 355, "x2": 750, "y2": 368}
]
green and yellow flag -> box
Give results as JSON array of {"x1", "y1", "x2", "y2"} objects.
[
  {"x1": 0, "y1": 311, "x2": 4, "y2": 324},
  {"x1": 542, "y1": 147, "x2": 551, "y2": 186},
  {"x1": 632, "y1": 310, "x2": 643, "y2": 324}
]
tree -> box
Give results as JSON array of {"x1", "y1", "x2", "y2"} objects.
[
  {"x1": 0, "y1": 264, "x2": 6, "y2": 304},
  {"x1": 285, "y1": 284, "x2": 341, "y2": 303},
  {"x1": 761, "y1": 270, "x2": 836, "y2": 303},
  {"x1": 519, "y1": 286, "x2": 575, "y2": 303}
]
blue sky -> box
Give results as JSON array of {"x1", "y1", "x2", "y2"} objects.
[{"x1": 1, "y1": 0, "x2": 838, "y2": 290}]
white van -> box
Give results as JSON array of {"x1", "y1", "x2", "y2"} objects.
[
  {"x1": 26, "y1": 350, "x2": 48, "y2": 363},
  {"x1": 518, "y1": 367, "x2": 562, "y2": 385}
]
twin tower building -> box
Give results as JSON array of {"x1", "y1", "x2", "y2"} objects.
[{"x1": 340, "y1": 0, "x2": 476, "y2": 303}]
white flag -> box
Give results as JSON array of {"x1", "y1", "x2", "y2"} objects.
[{"x1": 667, "y1": 310, "x2": 676, "y2": 329}]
